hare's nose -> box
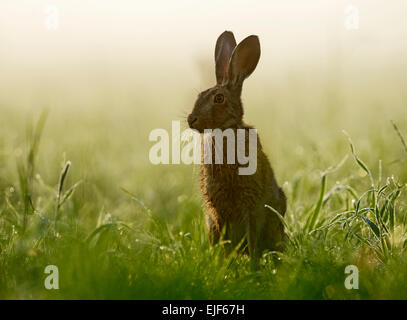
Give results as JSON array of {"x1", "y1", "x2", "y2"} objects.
[{"x1": 187, "y1": 115, "x2": 198, "y2": 128}]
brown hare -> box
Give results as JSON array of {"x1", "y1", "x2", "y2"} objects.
[{"x1": 187, "y1": 31, "x2": 286, "y2": 260}]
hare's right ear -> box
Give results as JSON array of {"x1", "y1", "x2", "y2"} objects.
[{"x1": 215, "y1": 31, "x2": 236, "y2": 85}]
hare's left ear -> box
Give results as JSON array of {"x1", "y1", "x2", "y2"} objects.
[
  {"x1": 215, "y1": 31, "x2": 237, "y2": 85},
  {"x1": 227, "y1": 35, "x2": 260, "y2": 89}
]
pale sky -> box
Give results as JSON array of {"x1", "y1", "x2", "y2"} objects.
[{"x1": 0, "y1": 0, "x2": 406, "y2": 104}]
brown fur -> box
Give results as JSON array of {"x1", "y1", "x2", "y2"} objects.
[{"x1": 187, "y1": 31, "x2": 286, "y2": 259}]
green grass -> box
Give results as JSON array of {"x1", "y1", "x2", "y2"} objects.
[{"x1": 1, "y1": 86, "x2": 407, "y2": 299}]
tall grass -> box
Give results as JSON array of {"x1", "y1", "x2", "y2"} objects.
[{"x1": 0, "y1": 109, "x2": 406, "y2": 299}]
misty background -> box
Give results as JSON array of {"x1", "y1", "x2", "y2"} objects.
[{"x1": 0, "y1": 0, "x2": 406, "y2": 197}]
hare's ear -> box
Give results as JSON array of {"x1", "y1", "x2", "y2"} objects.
[
  {"x1": 215, "y1": 31, "x2": 237, "y2": 85},
  {"x1": 227, "y1": 35, "x2": 260, "y2": 89}
]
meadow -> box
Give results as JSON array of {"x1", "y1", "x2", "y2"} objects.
[
  {"x1": 1, "y1": 64, "x2": 407, "y2": 299},
  {"x1": 1, "y1": 0, "x2": 407, "y2": 300}
]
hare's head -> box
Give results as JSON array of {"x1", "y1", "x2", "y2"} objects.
[{"x1": 188, "y1": 31, "x2": 261, "y2": 132}]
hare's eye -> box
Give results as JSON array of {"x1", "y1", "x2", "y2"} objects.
[{"x1": 214, "y1": 93, "x2": 224, "y2": 104}]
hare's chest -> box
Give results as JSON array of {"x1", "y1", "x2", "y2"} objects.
[{"x1": 202, "y1": 167, "x2": 240, "y2": 205}]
